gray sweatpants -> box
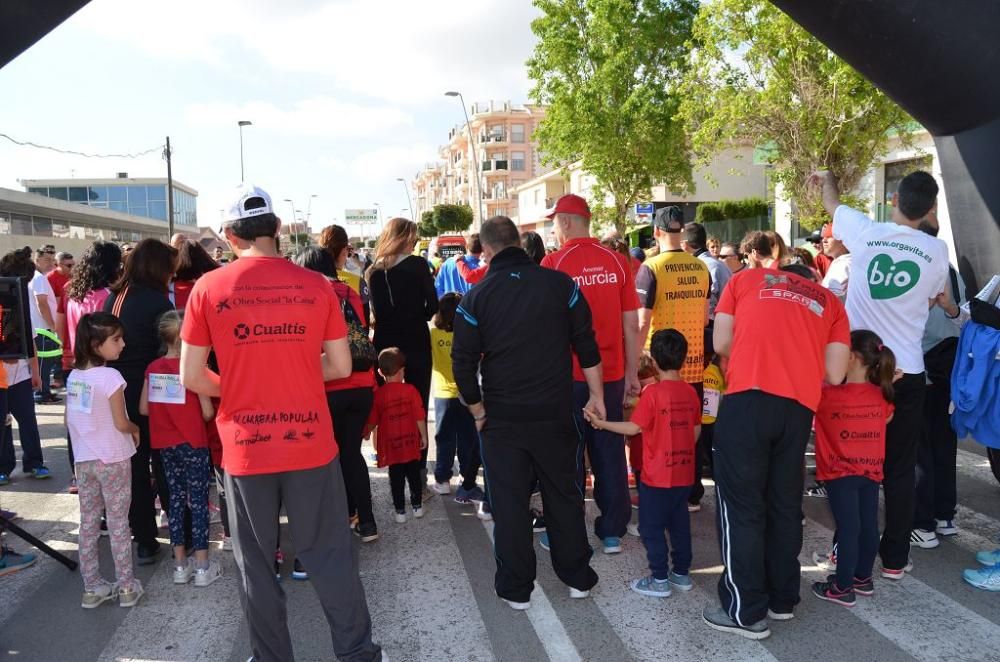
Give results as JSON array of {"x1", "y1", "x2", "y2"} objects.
[{"x1": 226, "y1": 460, "x2": 382, "y2": 662}]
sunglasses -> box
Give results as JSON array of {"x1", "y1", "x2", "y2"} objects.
[{"x1": 719, "y1": 253, "x2": 739, "y2": 259}]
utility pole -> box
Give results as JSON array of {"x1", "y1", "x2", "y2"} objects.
[{"x1": 164, "y1": 136, "x2": 174, "y2": 237}]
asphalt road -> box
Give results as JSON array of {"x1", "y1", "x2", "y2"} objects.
[{"x1": 2, "y1": 401, "x2": 999, "y2": 662}]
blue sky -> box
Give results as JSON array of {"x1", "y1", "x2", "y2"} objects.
[{"x1": 0, "y1": 0, "x2": 541, "y2": 233}]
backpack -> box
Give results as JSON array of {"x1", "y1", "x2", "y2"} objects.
[{"x1": 336, "y1": 287, "x2": 377, "y2": 373}]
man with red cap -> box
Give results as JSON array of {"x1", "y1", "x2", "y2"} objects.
[
  {"x1": 820, "y1": 222, "x2": 851, "y2": 300},
  {"x1": 541, "y1": 194, "x2": 641, "y2": 554}
]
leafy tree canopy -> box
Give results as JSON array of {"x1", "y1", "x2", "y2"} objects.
[{"x1": 431, "y1": 203, "x2": 474, "y2": 234}]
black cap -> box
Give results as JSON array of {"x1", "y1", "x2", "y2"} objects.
[
  {"x1": 652, "y1": 205, "x2": 684, "y2": 233},
  {"x1": 806, "y1": 229, "x2": 822, "y2": 243}
]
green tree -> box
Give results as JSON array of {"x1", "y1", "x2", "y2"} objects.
[
  {"x1": 431, "y1": 203, "x2": 474, "y2": 233},
  {"x1": 418, "y1": 210, "x2": 437, "y2": 238},
  {"x1": 528, "y1": 0, "x2": 697, "y2": 236},
  {"x1": 678, "y1": 0, "x2": 913, "y2": 230}
]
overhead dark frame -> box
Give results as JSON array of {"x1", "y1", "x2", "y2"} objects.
[{"x1": 0, "y1": 0, "x2": 91, "y2": 69}]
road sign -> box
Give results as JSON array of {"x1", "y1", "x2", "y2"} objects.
[
  {"x1": 345, "y1": 208, "x2": 378, "y2": 222},
  {"x1": 635, "y1": 202, "x2": 654, "y2": 215}
]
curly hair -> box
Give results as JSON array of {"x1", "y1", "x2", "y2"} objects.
[{"x1": 66, "y1": 241, "x2": 122, "y2": 302}]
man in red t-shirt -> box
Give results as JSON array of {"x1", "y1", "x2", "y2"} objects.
[
  {"x1": 702, "y1": 264, "x2": 850, "y2": 641},
  {"x1": 47, "y1": 251, "x2": 74, "y2": 385},
  {"x1": 541, "y1": 194, "x2": 640, "y2": 552},
  {"x1": 180, "y1": 184, "x2": 382, "y2": 662}
]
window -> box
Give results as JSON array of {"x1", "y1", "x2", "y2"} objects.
[
  {"x1": 28, "y1": 187, "x2": 47, "y2": 196},
  {"x1": 511, "y1": 124, "x2": 525, "y2": 143},
  {"x1": 108, "y1": 186, "x2": 127, "y2": 202},
  {"x1": 130, "y1": 207, "x2": 148, "y2": 218},
  {"x1": 11, "y1": 214, "x2": 32, "y2": 235},
  {"x1": 511, "y1": 151, "x2": 526, "y2": 171},
  {"x1": 109, "y1": 200, "x2": 127, "y2": 213},
  {"x1": 32, "y1": 217, "x2": 53, "y2": 236},
  {"x1": 88, "y1": 186, "x2": 108, "y2": 203},
  {"x1": 52, "y1": 221, "x2": 70, "y2": 238},
  {"x1": 128, "y1": 186, "x2": 147, "y2": 206},
  {"x1": 69, "y1": 187, "x2": 88, "y2": 202},
  {"x1": 149, "y1": 200, "x2": 167, "y2": 221},
  {"x1": 47, "y1": 187, "x2": 68, "y2": 201},
  {"x1": 147, "y1": 185, "x2": 166, "y2": 201}
]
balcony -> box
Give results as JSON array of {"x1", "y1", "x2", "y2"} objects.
[{"x1": 480, "y1": 133, "x2": 508, "y2": 145}]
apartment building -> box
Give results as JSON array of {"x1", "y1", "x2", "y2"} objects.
[{"x1": 412, "y1": 101, "x2": 547, "y2": 229}]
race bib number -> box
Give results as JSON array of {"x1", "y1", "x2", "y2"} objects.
[
  {"x1": 67, "y1": 381, "x2": 94, "y2": 414},
  {"x1": 148, "y1": 373, "x2": 187, "y2": 405},
  {"x1": 703, "y1": 388, "x2": 721, "y2": 419}
]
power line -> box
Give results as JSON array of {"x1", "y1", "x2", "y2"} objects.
[{"x1": 0, "y1": 132, "x2": 164, "y2": 159}]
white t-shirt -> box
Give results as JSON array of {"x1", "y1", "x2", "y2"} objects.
[
  {"x1": 66, "y1": 366, "x2": 136, "y2": 465},
  {"x1": 821, "y1": 253, "x2": 852, "y2": 300},
  {"x1": 28, "y1": 270, "x2": 56, "y2": 332},
  {"x1": 833, "y1": 205, "x2": 949, "y2": 374}
]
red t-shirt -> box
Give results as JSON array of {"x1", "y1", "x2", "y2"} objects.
[
  {"x1": 145, "y1": 356, "x2": 208, "y2": 450},
  {"x1": 716, "y1": 268, "x2": 850, "y2": 412},
  {"x1": 629, "y1": 380, "x2": 701, "y2": 488},
  {"x1": 173, "y1": 279, "x2": 195, "y2": 310},
  {"x1": 325, "y1": 279, "x2": 375, "y2": 392},
  {"x1": 47, "y1": 270, "x2": 70, "y2": 301},
  {"x1": 367, "y1": 381, "x2": 425, "y2": 468},
  {"x1": 814, "y1": 252, "x2": 832, "y2": 278},
  {"x1": 542, "y1": 238, "x2": 640, "y2": 382},
  {"x1": 181, "y1": 256, "x2": 346, "y2": 476},
  {"x1": 815, "y1": 383, "x2": 893, "y2": 482}
]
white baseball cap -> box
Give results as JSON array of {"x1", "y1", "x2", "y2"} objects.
[{"x1": 223, "y1": 183, "x2": 274, "y2": 225}]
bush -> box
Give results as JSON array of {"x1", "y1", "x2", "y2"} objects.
[
  {"x1": 694, "y1": 197, "x2": 768, "y2": 224},
  {"x1": 418, "y1": 211, "x2": 437, "y2": 238}
]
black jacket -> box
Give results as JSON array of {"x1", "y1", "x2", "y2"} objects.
[{"x1": 451, "y1": 247, "x2": 601, "y2": 422}]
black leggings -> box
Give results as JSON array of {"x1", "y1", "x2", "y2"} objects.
[
  {"x1": 389, "y1": 460, "x2": 423, "y2": 512},
  {"x1": 327, "y1": 388, "x2": 376, "y2": 525}
]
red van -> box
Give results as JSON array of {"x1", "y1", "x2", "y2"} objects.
[{"x1": 428, "y1": 234, "x2": 468, "y2": 260}]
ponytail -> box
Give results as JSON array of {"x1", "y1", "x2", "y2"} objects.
[{"x1": 851, "y1": 329, "x2": 897, "y2": 403}]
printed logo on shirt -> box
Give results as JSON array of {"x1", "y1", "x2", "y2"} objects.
[
  {"x1": 232, "y1": 322, "x2": 307, "y2": 345},
  {"x1": 867, "y1": 254, "x2": 920, "y2": 299},
  {"x1": 572, "y1": 265, "x2": 619, "y2": 287}
]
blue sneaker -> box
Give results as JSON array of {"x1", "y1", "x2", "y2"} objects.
[
  {"x1": 454, "y1": 485, "x2": 485, "y2": 504},
  {"x1": 963, "y1": 563, "x2": 1000, "y2": 591},
  {"x1": 30, "y1": 467, "x2": 51, "y2": 479},
  {"x1": 630, "y1": 575, "x2": 672, "y2": 598},
  {"x1": 0, "y1": 473, "x2": 9, "y2": 486},
  {"x1": 602, "y1": 536, "x2": 622, "y2": 554},
  {"x1": 539, "y1": 532, "x2": 550, "y2": 551},
  {"x1": 0, "y1": 545, "x2": 36, "y2": 577},
  {"x1": 976, "y1": 549, "x2": 1000, "y2": 566},
  {"x1": 668, "y1": 571, "x2": 693, "y2": 591}
]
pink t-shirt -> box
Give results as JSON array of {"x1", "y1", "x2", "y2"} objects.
[
  {"x1": 66, "y1": 288, "x2": 113, "y2": 354},
  {"x1": 66, "y1": 366, "x2": 136, "y2": 464}
]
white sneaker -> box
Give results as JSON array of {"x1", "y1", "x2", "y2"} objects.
[
  {"x1": 812, "y1": 550, "x2": 837, "y2": 572},
  {"x1": 477, "y1": 503, "x2": 493, "y2": 521},
  {"x1": 194, "y1": 561, "x2": 222, "y2": 587},
  {"x1": 221, "y1": 536, "x2": 233, "y2": 552},
  {"x1": 910, "y1": 528, "x2": 940, "y2": 549},
  {"x1": 395, "y1": 511, "x2": 406, "y2": 524},
  {"x1": 502, "y1": 597, "x2": 530, "y2": 610},
  {"x1": 172, "y1": 561, "x2": 193, "y2": 584},
  {"x1": 569, "y1": 587, "x2": 590, "y2": 599},
  {"x1": 627, "y1": 522, "x2": 640, "y2": 537},
  {"x1": 429, "y1": 481, "x2": 451, "y2": 495},
  {"x1": 413, "y1": 506, "x2": 424, "y2": 519},
  {"x1": 936, "y1": 519, "x2": 958, "y2": 536}
]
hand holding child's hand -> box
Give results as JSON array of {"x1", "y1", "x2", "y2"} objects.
[{"x1": 582, "y1": 407, "x2": 603, "y2": 429}]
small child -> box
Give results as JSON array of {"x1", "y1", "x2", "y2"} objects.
[
  {"x1": 139, "y1": 310, "x2": 220, "y2": 587},
  {"x1": 585, "y1": 329, "x2": 700, "y2": 598},
  {"x1": 812, "y1": 329, "x2": 895, "y2": 605},
  {"x1": 429, "y1": 293, "x2": 484, "y2": 503},
  {"x1": 699, "y1": 350, "x2": 726, "y2": 479},
  {"x1": 66, "y1": 312, "x2": 143, "y2": 609},
  {"x1": 365, "y1": 348, "x2": 428, "y2": 523}
]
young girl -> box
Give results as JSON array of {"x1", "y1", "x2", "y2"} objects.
[
  {"x1": 812, "y1": 330, "x2": 896, "y2": 606},
  {"x1": 365, "y1": 348, "x2": 428, "y2": 523},
  {"x1": 139, "y1": 311, "x2": 220, "y2": 587},
  {"x1": 429, "y1": 293, "x2": 483, "y2": 503},
  {"x1": 66, "y1": 312, "x2": 143, "y2": 608}
]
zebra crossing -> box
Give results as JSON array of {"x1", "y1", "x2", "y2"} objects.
[{"x1": 1, "y1": 405, "x2": 999, "y2": 662}]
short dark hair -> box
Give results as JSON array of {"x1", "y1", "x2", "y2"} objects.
[
  {"x1": 293, "y1": 246, "x2": 336, "y2": 278},
  {"x1": 479, "y1": 216, "x2": 520, "y2": 252},
  {"x1": 781, "y1": 263, "x2": 817, "y2": 282},
  {"x1": 112, "y1": 239, "x2": 177, "y2": 293},
  {"x1": 434, "y1": 292, "x2": 461, "y2": 331},
  {"x1": 649, "y1": 329, "x2": 687, "y2": 372},
  {"x1": 896, "y1": 171, "x2": 938, "y2": 221},
  {"x1": 720, "y1": 241, "x2": 741, "y2": 257},
  {"x1": 467, "y1": 233, "x2": 483, "y2": 254},
  {"x1": 74, "y1": 312, "x2": 124, "y2": 368},
  {"x1": 740, "y1": 231, "x2": 772, "y2": 258},
  {"x1": 0, "y1": 247, "x2": 36, "y2": 280},
  {"x1": 682, "y1": 222, "x2": 707, "y2": 250},
  {"x1": 378, "y1": 347, "x2": 406, "y2": 377},
  {"x1": 520, "y1": 231, "x2": 545, "y2": 264},
  {"x1": 227, "y1": 211, "x2": 279, "y2": 241}
]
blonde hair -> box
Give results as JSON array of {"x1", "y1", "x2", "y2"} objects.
[
  {"x1": 366, "y1": 217, "x2": 417, "y2": 282},
  {"x1": 157, "y1": 310, "x2": 184, "y2": 352}
]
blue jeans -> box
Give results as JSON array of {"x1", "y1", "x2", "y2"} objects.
[
  {"x1": 433, "y1": 397, "x2": 481, "y2": 489},
  {"x1": 827, "y1": 475, "x2": 880, "y2": 590},
  {"x1": 34, "y1": 334, "x2": 58, "y2": 399},
  {"x1": 573, "y1": 379, "x2": 630, "y2": 538},
  {"x1": 638, "y1": 482, "x2": 692, "y2": 580},
  {"x1": 0, "y1": 379, "x2": 45, "y2": 474}
]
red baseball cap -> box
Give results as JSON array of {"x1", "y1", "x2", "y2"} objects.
[
  {"x1": 821, "y1": 222, "x2": 833, "y2": 239},
  {"x1": 546, "y1": 194, "x2": 591, "y2": 220}
]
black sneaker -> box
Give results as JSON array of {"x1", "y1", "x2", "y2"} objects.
[
  {"x1": 702, "y1": 605, "x2": 770, "y2": 640},
  {"x1": 136, "y1": 542, "x2": 161, "y2": 565},
  {"x1": 353, "y1": 521, "x2": 379, "y2": 543},
  {"x1": 292, "y1": 558, "x2": 308, "y2": 580},
  {"x1": 812, "y1": 579, "x2": 856, "y2": 607},
  {"x1": 530, "y1": 508, "x2": 546, "y2": 532},
  {"x1": 852, "y1": 575, "x2": 874, "y2": 596}
]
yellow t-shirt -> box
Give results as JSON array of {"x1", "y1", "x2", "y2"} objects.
[
  {"x1": 430, "y1": 327, "x2": 459, "y2": 399},
  {"x1": 702, "y1": 363, "x2": 726, "y2": 424},
  {"x1": 336, "y1": 269, "x2": 362, "y2": 294}
]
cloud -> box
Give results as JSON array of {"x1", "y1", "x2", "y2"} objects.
[
  {"x1": 183, "y1": 97, "x2": 414, "y2": 138},
  {"x1": 348, "y1": 143, "x2": 439, "y2": 180}
]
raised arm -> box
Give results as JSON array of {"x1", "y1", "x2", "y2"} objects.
[
  {"x1": 809, "y1": 170, "x2": 842, "y2": 220},
  {"x1": 456, "y1": 257, "x2": 489, "y2": 284}
]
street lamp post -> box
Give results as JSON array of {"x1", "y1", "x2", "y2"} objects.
[
  {"x1": 396, "y1": 177, "x2": 414, "y2": 220},
  {"x1": 303, "y1": 193, "x2": 318, "y2": 250},
  {"x1": 444, "y1": 91, "x2": 485, "y2": 228},
  {"x1": 238, "y1": 120, "x2": 252, "y2": 182},
  {"x1": 282, "y1": 198, "x2": 296, "y2": 250}
]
